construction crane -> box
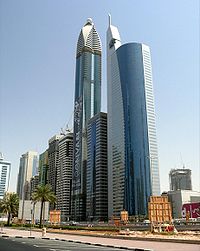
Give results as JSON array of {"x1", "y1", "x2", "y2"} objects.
[
  {"x1": 60, "y1": 125, "x2": 72, "y2": 135},
  {"x1": 60, "y1": 111, "x2": 73, "y2": 136}
]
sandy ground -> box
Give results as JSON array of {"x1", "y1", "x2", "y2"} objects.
[{"x1": 45, "y1": 228, "x2": 200, "y2": 241}]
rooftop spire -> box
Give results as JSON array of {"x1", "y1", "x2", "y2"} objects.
[
  {"x1": 77, "y1": 18, "x2": 101, "y2": 57},
  {"x1": 108, "y1": 14, "x2": 111, "y2": 26},
  {"x1": 85, "y1": 17, "x2": 93, "y2": 25},
  {"x1": 0, "y1": 152, "x2": 3, "y2": 160}
]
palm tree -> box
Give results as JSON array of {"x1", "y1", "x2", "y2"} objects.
[
  {"x1": 0, "y1": 193, "x2": 19, "y2": 226},
  {"x1": 32, "y1": 184, "x2": 56, "y2": 228}
]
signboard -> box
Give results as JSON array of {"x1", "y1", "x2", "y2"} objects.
[
  {"x1": 148, "y1": 196, "x2": 172, "y2": 224},
  {"x1": 49, "y1": 210, "x2": 61, "y2": 224},
  {"x1": 120, "y1": 210, "x2": 128, "y2": 223},
  {"x1": 182, "y1": 202, "x2": 200, "y2": 218}
]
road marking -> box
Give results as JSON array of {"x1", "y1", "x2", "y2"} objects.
[
  {"x1": 49, "y1": 249, "x2": 72, "y2": 251},
  {"x1": 33, "y1": 244, "x2": 72, "y2": 247},
  {"x1": 22, "y1": 241, "x2": 26, "y2": 244},
  {"x1": 36, "y1": 243, "x2": 77, "y2": 247},
  {"x1": 33, "y1": 245, "x2": 72, "y2": 249},
  {"x1": 49, "y1": 250, "x2": 71, "y2": 251},
  {"x1": 77, "y1": 247, "x2": 101, "y2": 249},
  {"x1": 30, "y1": 241, "x2": 105, "y2": 251},
  {"x1": 34, "y1": 245, "x2": 59, "y2": 247},
  {"x1": 49, "y1": 249, "x2": 71, "y2": 251}
]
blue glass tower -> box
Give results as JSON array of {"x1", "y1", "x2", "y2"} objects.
[
  {"x1": 72, "y1": 18, "x2": 101, "y2": 220},
  {"x1": 107, "y1": 17, "x2": 160, "y2": 217}
]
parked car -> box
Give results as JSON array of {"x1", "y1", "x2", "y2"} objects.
[{"x1": 69, "y1": 221, "x2": 78, "y2": 226}]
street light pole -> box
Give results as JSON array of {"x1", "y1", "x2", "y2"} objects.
[
  {"x1": 30, "y1": 208, "x2": 32, "y2": 236},
  {"x1": 30, "y1": 201, "x2": 36, "y2": 236}
]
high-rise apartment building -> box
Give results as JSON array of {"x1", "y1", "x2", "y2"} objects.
[
  {"x1": 17, "y1": 151, "x2": 38, "y2": 200},
  {"x1": 56, "y1": 132, "x2": 73, "y2": 221},
  {"x1": 30, "y1": 175, "x2": 39, "y2": 197},
  {"x1": 39, "y1": 150, "x2": 49, "y2": 185},
  {"x1": 0, "y1": 153, "x2": 11, "y2": 199},
  {"x1": 107, "y1": 17, "x2": 160, "y2": 217},
  {"x1": 86, "y1": 112, "x2": 108, "y2": 221},
  {"x1": 48, "y1": 135, "x2": 62, "y2": 198},
  {"x1": 72, "y1": 18, "x2": 102, "y2": 221},
  {"x1": 169, "y1": 168, "x2": 192, "y2": 191}
]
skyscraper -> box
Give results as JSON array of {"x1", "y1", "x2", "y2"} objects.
[
  {"x1": 48, "y1": 134, "x2": 62, "y2": 198},
  {"x1": 0, "y1": 153, "x2": 11, "y2": 199},
  {"x1": 72, "y1": 18, "x2": 102, "y2": 221},
  {"x1": 107, "y1": 16, "x2": 160, "y2": 218},
  {"x1": 86, "y1": 112, "x2": 108, "y2": 221},
  {"x1": 30, "y1": 174, "x2": 39, "y2": 197},
  {"x1": 38, "y1": 150, "x2": 49, "y2": 185},
  {"x1": 169, "y1": 168, "x2": 192, "y2": 191},
  {"x1": 56, "y1": 132, "x2": 73, "y2": 221},
  {"x1": 17, "y1": 151, "x2": 38, "y2": 200}
]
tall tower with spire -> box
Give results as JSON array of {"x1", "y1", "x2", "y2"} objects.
[
  {"x1": 72, "y1": 18, "x2": 102, "y2": 221},
  {"x1": 107, "y1": 16, "x2": 160, "y2": 218},
  {"x1": 106, "y1": 15, "x2": 124, "y2": 218}
]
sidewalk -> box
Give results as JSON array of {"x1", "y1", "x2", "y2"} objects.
[
  {"x1": 1, "y1": 227, "x2": 152, "y2": 251},
  {"x1": 1, "y1": 227, "x2": 200, "y2": 251}
]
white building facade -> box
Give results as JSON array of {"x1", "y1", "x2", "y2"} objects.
[
  {"x1": 18, "y1": 200, "x2": 49, "y2": 222},
  {"x1": 0, "y1": 153, "x2": 11, "y2": 199},
  {"x1": 168, "y1": 190, "x2": 200, "y2": 218},
  {"x1": 17, "y1": 151, "x2": 38, "y2": 200}
]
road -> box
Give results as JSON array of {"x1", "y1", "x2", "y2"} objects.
[{"x1": 0, "y1": 237, "x2": 135, "y2": 251}]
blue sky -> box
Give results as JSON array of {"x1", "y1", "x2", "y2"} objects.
[{"x1": 0, "y1": 0, "x2": 199, "y2": 193}]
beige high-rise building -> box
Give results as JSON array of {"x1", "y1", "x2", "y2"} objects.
[
  {"x1": 17, "y1": 151, "x2": 38, "y2": 200},
  {"x1": 56, "y1": 133, "x2": 73, "y2": 221}
]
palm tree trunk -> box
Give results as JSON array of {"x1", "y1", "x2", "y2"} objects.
[
  {"x1": 39, "y1": 200, "x2": 44, "y2": 228},
  {"x1": 7, "y1": 212, "x2": 11, "y2": 226}
]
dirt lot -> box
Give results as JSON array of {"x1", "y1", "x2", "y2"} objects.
[{"x1": 46, "y1": 228, "x2": 200, "y2": 241}]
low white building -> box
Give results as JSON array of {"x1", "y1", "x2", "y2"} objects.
[
  {"x1": 18, "y1": 200, "x2": 49, "y2": 222},
  {"x1": 168, "y1": 190, "x2": 200, "y2": 218}
]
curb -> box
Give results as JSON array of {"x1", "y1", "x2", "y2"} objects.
[
  {"x1": 4, "y1": 227, "x2": 200, "y2": 245},
  {"x1": 53, "y1": 239, "x2": 153, "y2": 251},
  {"x1": 33, "y1": 229, "x2": 200, "y2": 245},
  {"x1": 1, "y1": 235, "x2": 9, "y2": 238}
]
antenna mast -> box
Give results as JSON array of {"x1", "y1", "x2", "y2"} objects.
[{"x1": 108, "y1": 14, "x2": 111, "y2": 26}]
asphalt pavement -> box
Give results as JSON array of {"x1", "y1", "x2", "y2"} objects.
[
  {"x1": 0, "y1": 237, "x2": 144, "y2": 251},
  {"x1": 0, "y1": 237, "x2": 37, "y2": 251}
]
